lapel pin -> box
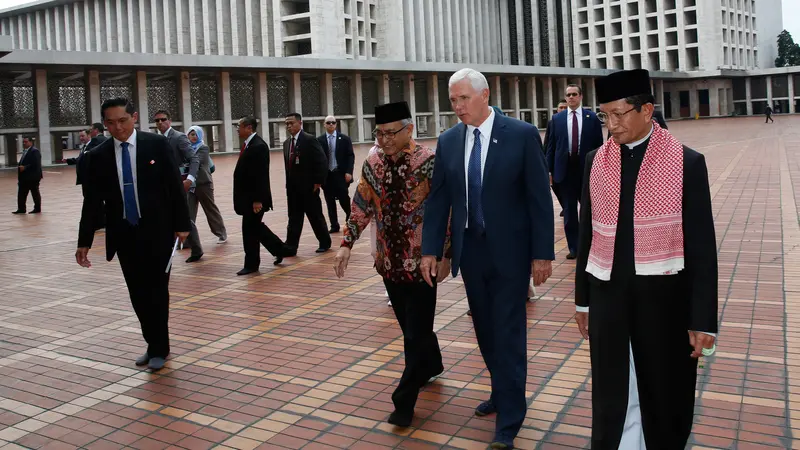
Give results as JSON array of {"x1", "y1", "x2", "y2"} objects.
[
  {"x1": 492, "y1": 138, "x2": 498, "y2": 144},
  {"x1": 149, "y1": 160, "x2": 155, "y2": 165},
  {"x1": 586, "y1": 114, "x2": 590, "y2": 118}
]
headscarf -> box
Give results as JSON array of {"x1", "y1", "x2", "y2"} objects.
[{"x1": 187, "y1": 126, "x2": 204, "y2": 152}]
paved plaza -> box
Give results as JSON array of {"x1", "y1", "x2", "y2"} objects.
[{"x1": 0, "y1": 116, "x2": 798, "y2": 449}]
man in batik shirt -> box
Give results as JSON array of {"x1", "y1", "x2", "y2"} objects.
[{"x1": 334, "y1": 101, "x2": 450, "y2": 428}]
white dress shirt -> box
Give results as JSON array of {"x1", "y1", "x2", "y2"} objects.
[
  {"x1": 464, "y1": 106, "x2": 495, "y2": 221},
  {"x1": 566, "y1": 105, "x2": 584, "y2": 153},
  {"x1": 113, "y1": 129, "x2": 141, "y2": 219},
  {"x1": 243, "y1": 132, "x2": 256, "y2": 149}
]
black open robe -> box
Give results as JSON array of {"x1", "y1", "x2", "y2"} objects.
[{"x1": 575, "y1": 138, "x2": 718, "y2": 449}]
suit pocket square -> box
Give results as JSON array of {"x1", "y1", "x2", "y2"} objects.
[{"x1": 149, "y1": 160, "x2": 155, "y2": 165}]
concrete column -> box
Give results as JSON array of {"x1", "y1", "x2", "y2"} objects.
[
  {"x1": 789, "y1": 74, "x2": 796, "y2": 114},
  {"x1": 709, "y1": 87, "x2": 719, "y2": 117},
  {"x1": 322, "y1": 72, "x2": 334, "y2": 116},
  {"x1": 766, "y1": 75, "x2": 773, "y2": 110},
  {"x1": 290, "y1": 72, "x2": 302, "y2": 114},
  {"x1": 544, "y1": 77, "x2": 554, "y2": 115},
  {"x1": 136, "y1": 71, "x2": 148, "y2": 129},
  {"x1": 405, "y1": 74, "x2": 417, "y2": 138},
  {"x1": 557, "y1": 77, "x2": 567, "y2": 103},
  {"x1": 529, "y1": 77, "x2": 538, "y2": 128},
  {"x1": 254, "y1": 72, "x2": 269, "y2": 125},
  {"x1": 511, "y1": 77, "x2": 521, "y2": 119},
  {"x1": 429, "y1": 73, "x2": 440, "y2": 137},
  {"x1": 689, "y1": 89, "x2": 699, "y2": 118},
  {"x1": 218, "y1": 72, "x2": 233, "y2": 152},
  {"x1": 589, "y1": 78, "x2": 598, "y2": 110},
  {"x1": 499, "y1": 0, "x2": 510, "y2": 64},
  {"x1": 657, "y1": 80, "x2": 665, "y2": 114},
  {"x1": 379, "y1": 73, "x2": 390, "y2": 104},
  {"x1": 180, "y1": 71, "x2": 192, "y2": 126},
  {"x1": 87, "y1": 70, "x2": 102, "y2": 123},
  {"x1": 351, "y1": 73, "x2": 364, "y2": 142},
  {"x1": 271, "y1": 0, "x2": 282, "y2": 57},
  {"x1": 34, "y1": 69, "x2": 52, "y2": 165},
  {"x1": 670, "y1": 89, "x2": 680, "y2": 119},
  {"x1": 491, "y1": 76, "x2": 502, "y2": 108},
  {"x1": 745, "y1": 77, "x2": 753, "y2": 115}
]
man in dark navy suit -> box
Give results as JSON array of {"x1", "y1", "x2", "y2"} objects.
[
  {"x1": 421, "y1": 68, "x2": 555, "y2": 450},
  {"x1": 13, "y1": 136, "x2": 43, "y2": 214},
  {"x1": 545, "y1": 84, "x2": 604, "y2": 259},
  {"x1": 317, "y1": 115, "x2": 355, "y2": 233},
  {"x1": 75, "y1": 98, "x2": 190, "y2": 372}
]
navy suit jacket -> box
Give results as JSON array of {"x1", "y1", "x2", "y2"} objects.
[
  {"x1": 545, "y1": 108, "x2": 604, "y2": 184},
  {"x1": 422, "y1": 113, "x2": 555, "y2": 277}
]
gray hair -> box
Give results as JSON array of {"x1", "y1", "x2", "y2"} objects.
[
  {"x1": 449, "y1": 68, "x2": 489, "y2": 92},
  {"x1": 400, "y1": 118, "x2": 413, "y2": 127}
]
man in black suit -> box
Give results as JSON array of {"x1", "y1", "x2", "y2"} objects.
[
  {"x1": 13, "y1": 136, "x2": 43, "y2": 215},
  {"x1": 318, "y1": 115, "x2": 355, "y2": 233},
  {"x1": 283, "y1": 113, "x2": 331, "y2": 254},
  {"x1": 234, "y1": 116, "x2": 287, "y2": 276},
  {"x1": 154, "y1": 110, "x2": 203, "y2": 263},
  {"x1": 85, "y1": 123, "x2": 107, "y2": 152},
  {"x1": 75, "y1": 98, "x2": 191, "y2": 371}
]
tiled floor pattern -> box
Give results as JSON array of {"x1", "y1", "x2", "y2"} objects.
[{"x1": 0, "y1": 117, "x2": 798, "y2": 449}]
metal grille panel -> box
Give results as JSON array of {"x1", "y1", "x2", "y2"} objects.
[
  {"x1": 301, "y1": 76, "x2": 322, "y2": 117},
  {"x1": 268, "y1": 76, "x2": 289, "y2": 118},
  {"x1": 146, "y1": 75, "x2": 179, "y2": 122},
  {"x1": 100, "y1": 75, "x2": 134, "y2": 105},
  {"x1": 523, "y1": 0, "x2": 535, "y2": 66},
  {"x1": 361, "y1": 76, "x2": 379, "y2": 114},
  {"x1": 537, "y1": 0, "x2": 550, "y2": 66},
  {"x1": 501, "y1": 79, "x2": 511, "y2": 110},
  {"x1": 332, "y1": 76, "x2": 352, "y2": 115},
  {"x1": 48, "y1": 74, "x2": 88, "y2": 127},
  {"x1": 0, "y1": 75, "x2": 36, "y2": 129},
  {"x1": 230, "y1": 76, "x2": 255, "y2": 119},
  {"x1": 508, "y1": 0, "x2": 519, "y2": 65},
  {"x1": 389, "y1": 77, "x2": 404, "y2": 104},
  {"x1": 415, "y1": 78, "x2": 429, "y2": 113},
  {"x1": 190, "y1": 75, "x2": 220, "y2": 121}
]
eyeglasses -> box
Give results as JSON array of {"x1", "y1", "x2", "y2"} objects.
[
  {"x1": 597, "y1": 107, "x2": 636, "y2": 124},
  {"x1": 565, "y1": 92, "x2": 580, "y2": 98},
  {"x1": 154, "y1": 118, "x2": 169, "y2": 122},
  {"x1": 372, "y1": 124, "x2": 409, "y2": 140},
  {"x1": 325, "y1": 121, "x2": 337, "y2": 125}
]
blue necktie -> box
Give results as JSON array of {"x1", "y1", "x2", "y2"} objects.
[
  {"x1": 468, "y1": 128, "x2": 484, "y2": 232},
  {"x1": 328, "y1": 134, "x2": 336, "y2": 171},
  {"x1": 121, "y1": 142, "x2": 139, "y2": 226}
]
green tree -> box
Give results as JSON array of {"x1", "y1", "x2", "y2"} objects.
[{"x1": 775, "y1": 30, "x2": 800, "y2": 67}]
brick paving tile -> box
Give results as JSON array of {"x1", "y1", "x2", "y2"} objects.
[{"x1": 1, "y1": 118, "x2": 800, "y2": 449}]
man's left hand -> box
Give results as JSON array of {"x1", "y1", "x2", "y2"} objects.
[
  {"x1": 436, "y1": 258, "x2": 451, "y2": 281},
  {"x1": 18, "y1": 166, "x2": 25, "y2": 172},
  {"x1": 345, "y1": 174, "x2": 353, "y2": 183},
  {"x1": 176, "y1": 231, "x2": 189, "y2": 243},
  {"x1": 531, "y1": 260, "x2": 553, "y2": 286},
  {"x1": 183, "y1": 180, "x2": 192, "y2": 191},
  {"x1": 688, "y1": 331, "x2": 715, "y2": 359}
]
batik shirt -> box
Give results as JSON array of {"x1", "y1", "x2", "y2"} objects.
[{"x1": 342, "y1": 140, "x2": 450, "y2": 283}]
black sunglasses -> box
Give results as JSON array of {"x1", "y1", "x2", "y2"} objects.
[
  {"x1": 154, "y1": 118, "x2": 169, "y2": 122},
  {"x1": 325, "y1": 121, "x2": 337, "y2": 125},
  {"x1": 565, "y1": 92, "x2": 580, "y2": 97}
]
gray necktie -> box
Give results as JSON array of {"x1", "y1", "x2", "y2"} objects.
[{"x1": 328, "y1": 135, "x2": 336, "y2": 171}]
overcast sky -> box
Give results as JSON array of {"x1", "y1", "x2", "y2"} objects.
[{"x1": 1, "y1": 0, "x2": 800, "y2": 45}]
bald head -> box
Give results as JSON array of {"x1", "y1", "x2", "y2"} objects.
[{"x1": 325, "y1": 115, "x2": 337, "y2": 134}]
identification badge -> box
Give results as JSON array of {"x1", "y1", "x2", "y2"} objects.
[{"x1": 295, "y1": 157, "x2": 300, "y2": 165}]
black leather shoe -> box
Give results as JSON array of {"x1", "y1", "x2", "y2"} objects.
[
  {"x1": 186, "y1": 254, "x2": 203, "y2": 263},
  {"x1": 315, "y1": 247, "x2": 330, "y2": 253},
  {"x1": 273, "y1": 254, "x2": 284, "y2": 265},
  {"x1": 387, "y1": 410, "x2": 412, "y2": 428},
  {"x1": 11, "y1": 210, "x2": 24, "y2": 215},
  {"x1": 282, "y1": 245, "x2": 297, "y2": 257},
  {"x1": 329, "y1": 227, "x2": 340, "y2": 233},
  {"x1": 237, "y1": 267, "x2": 258, "y2": 276},
  {"x1": 566, "y1": 253, "x2": 577, "y2": 260},
  {"x1": 28, "y1": 209, "x2": 41, "y2": 214}
]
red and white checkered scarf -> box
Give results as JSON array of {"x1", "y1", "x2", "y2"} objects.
[{"x1": 586, "y1": 122, "x2": 684, "y2": 281}]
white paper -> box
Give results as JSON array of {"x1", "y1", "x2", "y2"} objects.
[{"x1": 165, "y1": 237, "x2": 180, "y2": 273}]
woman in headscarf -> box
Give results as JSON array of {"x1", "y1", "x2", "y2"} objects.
[{"x1": 187, "y1": 126, "x2": 228, "y2": 244}]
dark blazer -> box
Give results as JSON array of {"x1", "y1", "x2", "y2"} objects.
[
  {"x1": 234, "y1": 134, "x2": 273, "y2": 215},
  {"x1": 85, "y1": 135, "x2": 107, "y2": 152},
  {"x1": 77, "y1": 131, "x2": 191, "y2": 262},
  {"x1": 283, "y1": 131, "x2": 328, "y2": 189},
  {"x1": 317, "y1": 132, "x2": 355, "y2": 175},
  {"x1": 545, "y1": 108, "x2": 604, "y2": 184},
  {"x1": 422, "y1": 113, "x2": 555, "y2": 277},
  {"x1": 165, "y1": 129, "x2": 200, "y2": 180},
  {"x1": 18, "y1": 146, "x2": 43, "y2": 183}
]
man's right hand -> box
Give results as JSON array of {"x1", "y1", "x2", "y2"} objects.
[
  {"x1": 575, "y1": 311, "x2": 589, "y2": 340},
  {"x1": 75, "y1": 247, "x2": 92, "y2": 268},
  {"x1": 550, "y1": 174, "x2": 553, "y2": 185},
  {"x1": 253, "y1": 202, "x2": 263, "y2": 214},
  {"x1": 421, "y1": 255, "x2": 438, "y2": 287}
]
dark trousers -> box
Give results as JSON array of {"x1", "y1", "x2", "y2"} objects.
[
  {"x1": 242, "y1": 210, "x2": 284, "y2": 270},
  {"x1": 556, "y1": 161, "x2": 582, "y2": 254},
  {"x1": 115, "y1": 223, "x2": 172, "y2": 358},
  {"x1": 322, "y1": 170, "x2": 351, "y2": 230},
  {"x1": 17, "y1": 180, "x2": 41, "y2": 212},
  {"x1": 460, "y1": 229, "x2": 529, "y2": 441},
  {"x1": 384, "y1": 278, "x2": 443, "y2": 416},
  {"x1": 285, "y1": 185, "x2": 331, "y2": 252},
  {"x1": 181, "y1": 190, "x2": 203, "y2": 257},
  {"x1": 766, "y1": 114, "x2": 774, "y2": 123}
]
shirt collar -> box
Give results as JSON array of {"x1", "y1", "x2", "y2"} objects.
[
  {"x1": 568, "y1": 105, "x2": 583, "y2": 114},
  {"x1": 114, "y1": 129, "x2": 137, "y2": 148},
  {"x1": 467, "y1": 107, "x2": 495, "y2": 137},
  {"x1": 245, "y1": 132, "x2": 256, "y2": 146},
  {"x1": 326, "y1": 130, "x2": 337, "y2": 138},
  {"x1": 292, "y1": 131, "x2": 302, "y2": 141},
  {"x1": 164, "y1": 127, "x2": 173, "y2": 138},
  {"x1": 625, "y1": 124, "x2": 654, "y2": 149}
]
